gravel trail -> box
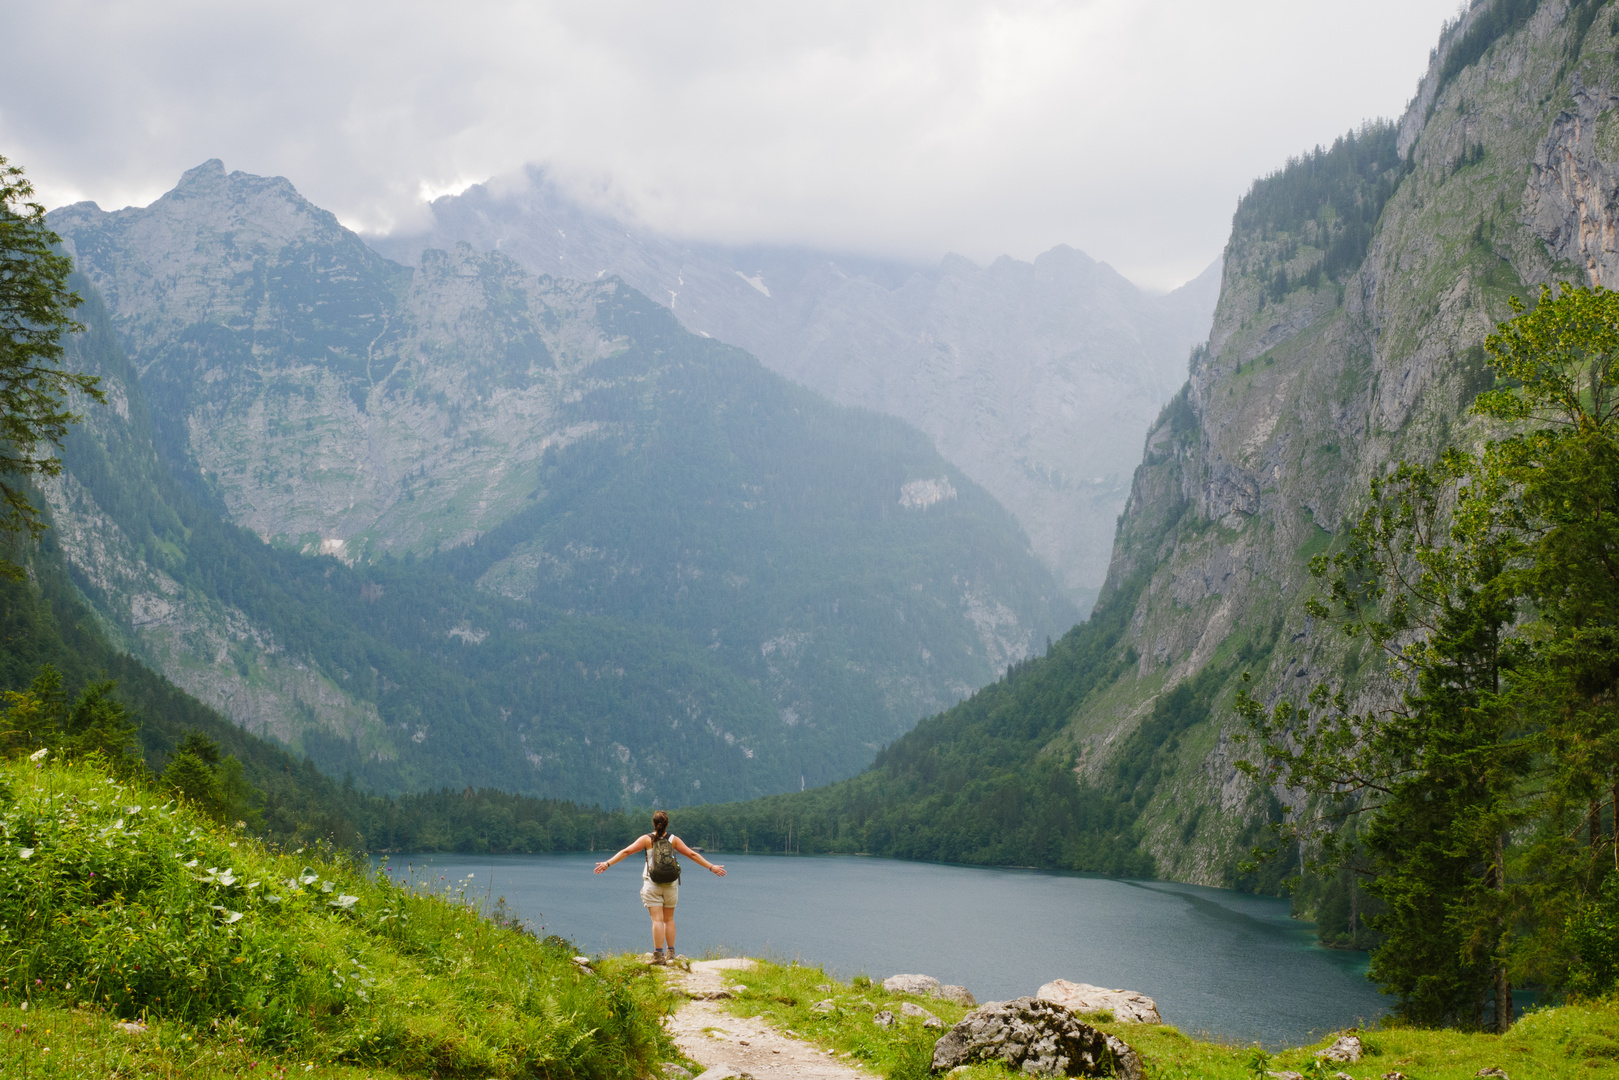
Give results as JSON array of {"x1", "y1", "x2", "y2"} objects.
[{"x1": 664, "y1": 958, "x2": 877, "y2": 1080}]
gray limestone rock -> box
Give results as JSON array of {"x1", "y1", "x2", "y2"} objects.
[
  {"x1": 811, "y1": 1000, "x2": 836, "y2": 1013},
  {"x1": 873, "y1": 1010, "x2": 895, "y2": 1028},
  {"x1": 883, "y1": 973, "x2": 976, "y2": 1007},
  {"x1": 930, "y1": 996, "x2": 1142, "y2": 1079},
  {"x1": 883, "y1": 973, "x2": 941, "y2": 997},
  {"x1": 1315, "y1": 1034, "x2": 1363, "y2": 1063},
  {"x1": 1036, "y1": 980, "x2": 1161, "y2": 1024},
  {"x1": 899, "y1": 1002, "x2": 943, "y2": 1028}
]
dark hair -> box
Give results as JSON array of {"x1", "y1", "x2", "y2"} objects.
[{"x1": 652, "y1": 810, "x2": 669, "y2": 838}]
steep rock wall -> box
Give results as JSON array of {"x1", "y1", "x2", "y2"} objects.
[{"x1": 1078, "y1": 0, "x2": 1613, "y2": 884}]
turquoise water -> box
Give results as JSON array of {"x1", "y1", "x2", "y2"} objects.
[{"x1": 381, "y1": 851, "x2": 1385, "y2": 1048}]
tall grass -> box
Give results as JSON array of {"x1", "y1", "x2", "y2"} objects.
[{"x1": 0, "y1": 753, "x2": 675, "y2": 1077}]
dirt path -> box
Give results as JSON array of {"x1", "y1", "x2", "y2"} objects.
[{"x1": 664, "y1": 958, "x2": 877, "y2": 1080}]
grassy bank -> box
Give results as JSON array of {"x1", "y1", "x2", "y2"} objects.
[
  {"x1": 0, "y1": 753, "x2": 678, "y2": 1079},
  {"x1": 714, "y1": 959, "x2": 1619, "y2": 1080}
]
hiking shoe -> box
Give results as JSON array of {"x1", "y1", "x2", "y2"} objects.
[{"x1": 650, "y1": 949, "x2": 667, "y2": 966}]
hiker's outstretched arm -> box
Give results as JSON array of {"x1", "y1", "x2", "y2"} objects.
[
  {"x1": 594, "y1": 836, "x2": 649, "y2": 874},
  {"x1": 673, "y1": 836, "x2": 726, "y2": 876}
]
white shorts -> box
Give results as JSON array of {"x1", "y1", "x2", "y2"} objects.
[{"x1": 640, "y1": 877, "x2": 678, "y2": 909}]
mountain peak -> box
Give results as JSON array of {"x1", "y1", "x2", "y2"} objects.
[{"x1": 178, "y1": 158, "x2": 227, "y2": 186}]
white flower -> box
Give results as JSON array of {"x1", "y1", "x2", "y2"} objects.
[
  {"x1": 28, "y1": 748, "x2": 47, "y2": 763},
  {"x1": 18, "y1": 848, "x2": 33, "y2": 860}
]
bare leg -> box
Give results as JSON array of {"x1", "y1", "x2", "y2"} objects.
[
  {"x1": 648, "y1": 907, "x2": 667, "y2": 951},
  {"x1": 661, "y1": 908, "x2": 677, "y2": 955}
]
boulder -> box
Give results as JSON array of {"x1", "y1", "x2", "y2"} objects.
[
  {"x1": 811, "y1": 999, "x2": 836, "y2": 1013},
  {"x1": 930, "y1": 996, "x2": 1143, "y2": 1079},
  {"x1": 883, "y1": 973, "x2": 977, "y2": 1006},
  {"x1": 1316, "y1": 1035, "x2": 1363, "y2": 1063},
  {"x1": 883, "y1": 973, "x2": 941, "y2": 996},
  {"x1": 873, "y1": 1009, "x2": 895, "y2": 1028},
  {"x1": 1036, "y1": 980, "x2": 1162, "y2": 1024}
]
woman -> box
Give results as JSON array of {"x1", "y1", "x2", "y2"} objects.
[{"x1": 594, "y1": 810, "x2": 726, "y2": 963}]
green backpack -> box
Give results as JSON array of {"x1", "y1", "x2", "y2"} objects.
[{"x1": 647, "y1": 835, "x2": 681, "y2": 884}]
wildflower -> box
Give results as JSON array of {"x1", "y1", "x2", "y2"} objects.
[{"x1": 28, "y1": 748, "x2": 47, "y2": 763}]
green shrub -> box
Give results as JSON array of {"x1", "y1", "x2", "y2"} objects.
[
  {"x1": 0, "y1": 754, "x2": 674, "y2": 1077},
  {"x1": 1568, "y1": 874, "x2": 1619, "y2": 999}
]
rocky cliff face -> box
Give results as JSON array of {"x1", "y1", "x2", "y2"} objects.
[
  {"x1": 43, "y1": 166, "x2": 1076, "y2": 804},
  {"x1": 373, "y1": 176, "x2": 1218, "y2": 600},
  {"x1": 1064, "y1": 0, "x2": 1614, "y2": 882}
]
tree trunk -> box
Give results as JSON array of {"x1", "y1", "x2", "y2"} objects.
[
  {"x1": 1591, "y1": 800, "x2": 1602, "y2": 849},
  {"x1": 1494, "y1": 829, "x2": 1512, "y2": 1031}
]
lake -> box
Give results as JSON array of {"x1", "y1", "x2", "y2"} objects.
[{"x1": 379, "y1": 851, "x2": 1386, "y2": 1048}]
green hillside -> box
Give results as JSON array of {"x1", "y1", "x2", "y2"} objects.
[{"x1": 0, "y1": 751, "x2": 673, "y2": 1078}]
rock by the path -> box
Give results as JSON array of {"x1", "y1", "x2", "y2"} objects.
[
  {"x1": 1475, "y1": 1069, "x2": 1509, "y2": 1079},
  {"x1": 694, "y1": 1069, "x2": 754, "y2": 1080},
  {"x1": 1036, "y1": 980, "x2": 1161, "y2": 1024},
  {"x1": 882, "y1": 973, "x2": 976, "y2": 1006},
  {"x1": 661, "y1": 1065, "x2": 693, "y2": 1079},
  {"x1": 883, "y1": 974, "x2": 940, "y2": 996},
  {"x1": 1316, "y1": 1034, "x2": 1363, "y2": 1063},
  {"x1": 1266, "y1": 1071, "x2": 1303, "y2": 1080},
  {"x1": 811, "y1": 1000, "x2": 836, "y2": 1013},
  {"x1": 873, "y1": 1009, "x2": 895, "y2": 1028},
  {"x1": 931, "y1": 996, "x2": 1143, "y2": 1079},
  {"x1": 899, "y1": 1002, "x2": 943, "y2": 1028}
]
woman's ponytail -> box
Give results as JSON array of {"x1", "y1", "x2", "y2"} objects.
[{"x1": 652, "y1": 810, "x2": 669, "y2": 838}]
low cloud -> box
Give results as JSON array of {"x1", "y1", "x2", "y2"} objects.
[{"x1": 2, "y1": 0, "x2": 1455, "y2": 290}]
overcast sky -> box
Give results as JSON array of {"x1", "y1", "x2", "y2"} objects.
[{"x1": 4, "y1": 0, "x2": 1460, "y2": 291}]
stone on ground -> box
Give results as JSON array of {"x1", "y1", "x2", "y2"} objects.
[
  {"x1": 882, "y1": 972, "x2": 976, "y2": 1006},
  {"x1": 1036, "y1": 979, "x2": 1162, "y2": 1024},
  {"x1": 899, "y1": 1001, "x2": 943, "y2": 1028},
  {"x1": 931, "y1": 996, "x2": 1142, "y2": 1079},
  {"x1": 1315, "y1": 1034, "x2": 1363, "y2": 1063},
  {"x1": 882, "y1": 973, "x2": 940, "y2": 996}
]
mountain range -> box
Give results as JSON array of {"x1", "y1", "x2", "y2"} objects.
[
  {"x1": 373, "y1": 174, "x2": 1220, "y2": 603},
  {"x1": 38, "y1": 163, "x2": 1077, "y2": 805}
]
